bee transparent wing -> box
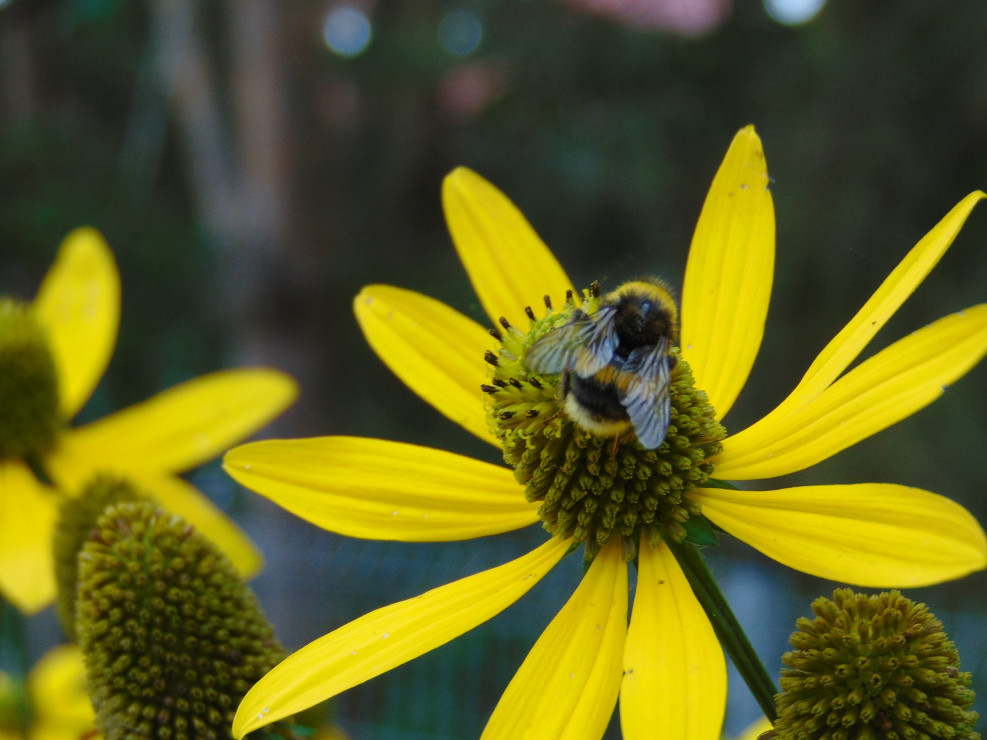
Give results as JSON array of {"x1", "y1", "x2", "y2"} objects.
[
  {"x1": 618, "y1": 338, "x2": 672, "y2": 450},
  {"x1": 524, "y1": 306, "x2": 618, "y2": 377}
]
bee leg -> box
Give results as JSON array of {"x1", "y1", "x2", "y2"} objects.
[{"x1": 610, "y1": 436, "x2": 620, "y2": 458}]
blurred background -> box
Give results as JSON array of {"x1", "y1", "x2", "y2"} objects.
[{"x1": 2, "y1": 0, "x2": 987, "y2": 736}]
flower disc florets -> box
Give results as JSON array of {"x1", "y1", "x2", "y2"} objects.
[
  {"x1": 75, "y1": 501, "x2": 284, "y2": 740},
  {"x1": 483, "y1": 286, "x2": 725, "y2": 561},
  {"x1": 775, "y1": 588, "x2": 979, "y2": 740},
  {"x1": 53, "y1": 474, "x2": 150, "y2": 639},
  {"x1": 0, "y1": 299, "x2": 61, "y2": 460}
]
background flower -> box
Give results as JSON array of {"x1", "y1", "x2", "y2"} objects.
[{"x1": 0, "y1": 229, "x2": 297, "y2": 613}]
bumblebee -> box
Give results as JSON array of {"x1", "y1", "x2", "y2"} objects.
[{"x1": 524, "y1": 278, "x2": 679, "y2": 450}]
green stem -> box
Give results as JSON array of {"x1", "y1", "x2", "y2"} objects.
[{"x1": 666, "y1": 538, "x2": 779, "y2": 723}]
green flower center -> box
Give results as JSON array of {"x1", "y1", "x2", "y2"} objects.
[
  {"x1": 75, "y1": 501, "x2": 284, "y2": 740},
  {"x1": 775, "y1": 588, "x2": 979, "y2": 739},
  {"x1": 0, "y1": 299, "x2": 62, "y2": 461},
  {"x1": 484, "y1": 285, "x2": 725, "y2": 561},
  {"x1": 53, "y1": 474, "x2": 150, "y2": 640}
]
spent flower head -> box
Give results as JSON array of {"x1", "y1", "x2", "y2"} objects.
[
  {"x1": 224, "y1": 127, "x2": 987, "y2": 739},
  {"x1": 0, "y1": 228, "x2": 298, "y2": 613}
]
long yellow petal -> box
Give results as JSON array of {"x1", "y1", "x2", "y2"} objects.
[
  {"x1": 224, "y1": 437, "x2": 539, "y2": 541},
  {"x1": 621, "y1": 540, "x2": 726, "y2": 740},
  {"x1": 52, "y1": 369, "x2": 297, "y2": 474},
  {"x1": 28, "y1": 645, "x2": 96, "y2": 736},
  {"x1": 354, "y1": 285, "x2": 496, "y2": 444},
  {"x1": 715, "y1": 305, "x2": 987, "y2": 480},
  {"x1": 482, "y1": 540, "x2": 626, "y2": 740},
  {"x1": 442, "y1": 167, "x2": 575, "y2": 329},
  {"x1": 124, "y1": 469, "x2": 263, "y2": 579},
  {"x1": 777, "y1": 191, "x2": 985, "y2": 408},
  {"x1": 233, "y1": 537, "x2": 570, "y2": 737},
  {"x1": 680, "y1": 126, "x2": 774, "y2": 420},
  {"x1": 0, "y1": 461, "x2": 57, "y2": 613},
  {"x1": 693, "y1": 484, "x2": 987, "y2": 587},
  {"x1": 33, "y1": 228, "x2": 120, "y2": 419}
]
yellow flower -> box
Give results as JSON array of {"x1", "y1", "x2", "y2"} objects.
[
  {"x1": 225, "y1": 127, "x2": 987, "y2": 739},
  {"x1": 0, "y1": 645, "x2": 96, "y2": 740},
  {"x1": 0, "y1": 228, "x2": 297, "y2": 613}
]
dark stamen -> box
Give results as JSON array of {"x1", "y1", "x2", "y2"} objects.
[
  {"x1": 484, "y1": 350, "x2": 499, "y2": 367},
  {"x1": 499, "y1": 316, "x2": 511, "y2": 330},
  {"x1": 543, "y1": 295, "x2": 552, "y2": 309},
  {"x1": 524, "y1": 306, "x2": 536, "y2": 321},
  {"x1": 489, "y1": 328, "x2": 502, "y2": 341}
]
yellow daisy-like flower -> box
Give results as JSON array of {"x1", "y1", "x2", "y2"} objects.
[
  {"x1": 0, "y1": 228, "x2": 297, "y2": 613},
  {"x1": 0, "y1": 645, "x2": 96, "y2": 740},
  {"x1": 226, "y1": 127, "x2": 987, "y2": 739}
]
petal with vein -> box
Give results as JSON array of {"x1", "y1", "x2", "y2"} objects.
[
  {"x1": 224, "y1": 437, "x2": 539, "y2": 541},
  {"x1": 694, "y1": 484, "x2": 987, "y2": 587},
  {"x1": 0, "y1": 461, "x2": 57, "y2": 613},
  {"x1": 443, "y1": 167, "x2": 575, "y2": 329},
  {"x1": 778, "y1": 191, "x2": 985, "y2": 408},
  {"x1": 714, "y1": 305, "x2": 987, "y2": 480},
  {"x1": 53, "y1": 369, "x2": 297, "y2": 474},
  {"x1": 233, "y1": 536, "x2": 570, "y2": 737},
  {"x1": 680, "y1": 126, "x2": 774, "y2": 420},
  {"x1": 355, "y1": 285, "x2": 495, "y2": 445},
  {"x1": 125, "y1": 470, "x2": 263, "y2": 579},
  {"x1": 33, "y1": 228, "x2": 120, "y2": 419},
  {"x1": 481, "y1": 540, "x2": 627, "y2": 740},
  {"x1": 621, "y1": 540, "x2": 725, "y2": 740}
]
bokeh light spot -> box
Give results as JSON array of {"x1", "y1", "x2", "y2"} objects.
[
  {"x1": 764, "y1": 0, "x2": 827, "y2": 25},
  {"x1": 322, "y1": 5, "x2": 372, "y2": 58},
  {"x1": 437, "y1": 10, "x2": 483, "y2": 57}
]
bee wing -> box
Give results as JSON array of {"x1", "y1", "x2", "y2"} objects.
[
  {"x1": 524, "y1": 306, "x2": 618, "y2": 377},
  {"x1": 618, "y1": 338, "x2": 672, "y2": 450}
]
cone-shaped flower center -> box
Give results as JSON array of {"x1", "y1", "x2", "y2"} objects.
[
  {"x1": 53, "y1": 475, "x2": 150, "y2": 639},
  {"x1": 0, "y1": 299, "x2": 61, "y2": 460},
  {"x1": 776, "y1": 588, "x2": 979, "y2": 739},
  {"x1": 75, "y1": 501, "x2": 284, "y2": 740},
  {"x1": 484, "y1": 284, "x2": 725, "y2": 561}
]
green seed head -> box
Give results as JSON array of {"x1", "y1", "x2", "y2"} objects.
[
  {"x1": 484, "y1": 285, "x2": 724, "y2": 562},
  {"x1": 775, "y1": 588, "x2": 979, "y2": 740},
  {"x1": 53, "y1": 474, "x2": 150, "y2": 639},
  {"x1": 0, "y1": 298, "x2": 62, "y2": 460},
  {"x1": 75, "y1": 501, "x2": 284, "y2": 740}
]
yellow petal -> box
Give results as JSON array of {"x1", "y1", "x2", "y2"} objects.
[
  {"x1": 693, "y1": 484, "x2": 987, "y2": 587},
  {"x1": 33, "y1": 228, "x2": 120, "y2": 419},
  {"x1": 233, "y1": 537, "x2": 570, "y2": 737},
  {"x1": 51, "y1": 369, "x2": 297, "y2": 475},
  {"x1": 224, "y1": 437, "x2": 539, "y2": 541},
  {"x1": 481, "y1": 540, "x2": 626, "y2": 740},
  {"x1": 620, "y1": 540, "x2": 725, "y2": 740},
  {"x1": 680, "y1": 126, "x2": 774, "y2": 420},
  {"x1": 442, "y1": 167, "x2": 575, "y2": 328},
  {"x1": 354, "y1": 285, "x2": 495, "y2": 444},
  {"x1": 715, "y1": 305, "x2": 987, "y2": 480},
  {"x1": 0, "y1": 461, "x2": 57, "y2": 613},
  {"x1": 124, "y1": 470, "x2": 263, "y2": 579},
  {"x1": 28, "y1": 645, "x2": 95, "y2": 733},
  {"x1": 777, "y1": 191, "x2": 985, "y2": 409}
]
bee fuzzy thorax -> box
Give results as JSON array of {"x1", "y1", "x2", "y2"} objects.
[{"x1": 483, "y1": 280, "x2": 725, "y2": 562}]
